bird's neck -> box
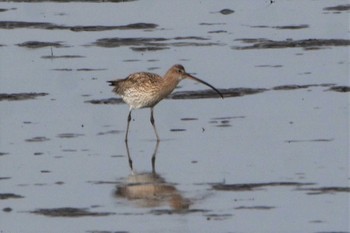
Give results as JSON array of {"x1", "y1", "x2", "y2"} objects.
[{"x1": 161, "y1": 75, "x2": 181, "y2": 97}]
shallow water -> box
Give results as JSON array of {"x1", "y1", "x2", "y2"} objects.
[{"x1": 0, "y1": 1, "x2": 349, "y2": 233}]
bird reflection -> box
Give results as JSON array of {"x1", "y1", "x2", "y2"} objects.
[{"x1": 115, "y1": 141, "x2": 190, "y2": 210}]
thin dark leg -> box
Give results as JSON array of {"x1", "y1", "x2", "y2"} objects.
[
  {"x1": 125, "y1": 140, "x2": 133, "y2": 171},
  {"x1": 125, "y1": 109, "x2": 132, "y2": 142},
  {"x1": 150, "y1": 108, "x2": 160, "y2": 141},
  {"x1": 151, "y1": 140, "x2": 160, "y2": 174}
]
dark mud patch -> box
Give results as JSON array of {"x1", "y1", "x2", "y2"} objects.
[
  {"x1": 150, "y1": 208, "x2": 209, "y2": 215},
  {"x1": 170, "y1": 129, "x2": 186, "y2": 132},
  {"x1": 90, "y1": 36, "x2": 222, "y2": 51},
  {"x1": 25, "y1": 136, "x2": 50, "y2": 142},
  {"x1": 41, "y1": 55, "x2": 85, "y2": 59},
  {"x1": 0, "y1": 21, "x2": 157, "y2": 31},
  {"x1": 0, "y1": 21, "x2": 55, "y2": 29},
  {"x1": 212, "y1": 182, "x2": 314, "y2": 191},
  {"x1": 209, "y1": 121, "x2": 232, "y2": 128},
  {"x1": 0, "y1": 152, "x2": 9, "y2": 156},
  {"x1": 299, "y1": 186, "x2": 350, "y2": 195},
  {"x1": 52, "y1": 68, "x2": 106, "y2": 72},
  {"x1": 323, "y1": 4, "x2": 350, "y2": 12},
  {"x1": 0, "y1": 177, "x2": 11, "y2": 180},
  {"x1": 0, "y1": 193, "x2": 24, "y2": 200},
  {"x1": 169, "y1": 87, "x2": 267, "y2": 99},
  {"x1": 123, "y1": 59, "x2": 141, "y2": 62},
  {"x1": 3, "y1": 207, "x2": 13, "y2": 212},
  {"x1": 256, "y1": 64, "x2": 283, "y2": 68},
  {"x1": 250, "y1": 24, "x2": 309, "y2": 30},
  {"x1": 233, "y1": 38, "x2": 350, "y2": 50},
  {"x1": 235, "y1": 206, "x2": 275, "y2": 210},
  {"x1": 57, "y1": 133, "x2": 85, "y2": 138},
  {"x1": 130, "y1": 46, "x2": 169, "y2": 52},
  {"x1": 209, "y1": 116, "x2": 242, "y2": 127},
  {"x1": 30, "y1": 207, "x2": 115, "y2": 217},
  {"x1": 97, "y1": 130, "x2": 122, "y2": 136},
  {"x1": 85, "y1": 97, "x2": 124, "y2": 105},
  {"x1": 199, "y1": 22, "x2": 226, "y2": 26},
  {"x1": 218, "y1": 9, "x2": 235, "y2": 15},
  {"x1": 273, "y1": 84, "x2": 317, "y2": 90},
  {"x1": 0, "y1": 92, "x2": 48, "y2": 101},
  {"x1": 88, "y1": 180, "x2": 121, "y2": 185},
  {"x1": 0, "y1": 8, "x2": 16, "y2": 13},
  {"x1": 272, "y1": 83, "x2": 335, "y2": 91},
  {"x1": 208, "y1": 30, "x2": 227, "y2": 34},
  {"x1": 181, "y1": 117, "x2": 198, "y2": 121},
  {"x1": 285, "y1": 138, "x2": 334, "y2": 143},
  {"x1": 205, "y1": 213, "x2": 233, "y2": 220},
  {"x1": 17, "y1": 41, "x2": 67, "y2": 48},
  {"x1": 69, "y1": 23, "x2": 157, "y2": 32},
  {"x1": 327, "y1": 86, "x2": 350, "y2": 92},
  {"x1": 211, "y1": 116, "x2": 245, "y2": 120}
]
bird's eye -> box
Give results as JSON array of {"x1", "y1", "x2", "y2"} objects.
[{"x1": 177, "y1": 69, "x2": 183, "y2": 73}]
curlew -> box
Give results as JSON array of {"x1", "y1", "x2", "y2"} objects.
[{"x1": 108, "y1": 64, "x2": 223, "y2": 141}]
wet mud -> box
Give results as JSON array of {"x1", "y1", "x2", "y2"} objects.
[
  {"x1": 52, "y1": 68, "x2": 106, "y2": 72},
  {"x1": 0, "y1": 92, "x2": 48, "y2": 101},
  {"x1": 97, "y1": 130, "x2": 121, "y2": 136},
  {"x1": 299, "y1": 187, "x2": 350, "y2": 195},
  {"x1": 56, "y1": 133, "x2": 85, "y2": 138},
  {"x1": 218, "y1": 9, "x2": 234, "y2": 15},
  {"x1": 0, "y1": 21, "x2": 157, "y2": 31},
  {"x1": 17, "y1": 41, "x2": 67, "y2": 48},
  {"x1": 41, "y1": 55, "x2": 85, "y2": 59},
  {"x1": 234, "y1": 206, "x2": 275, "y2": 210},
  {"x1": 323, "y1": 4, "x2": 350, "y2": 12},
  {"x1": 211, "y1": 182, "x2": 314, "y2": 191},
  {"x1": 205, "y1": 213, "x2": 232, "y2": 221},
  {"x1": 209, "y1": 116, "x2": 243, "y2": 128},
  {"x1": 25, "y1": 136, "x2": 50, "y2": 142},
  {"x1": 30, "y1": 207, "x2": 115, "y2": 217},
  {"x1": 327, "y1": 86, "x2": 350, "y2": 92},
  {"x1": 169, "y1": 128, "x2": 186, "y2": 132},
  {"x1": 285, "y1": 138, "x2": 334, "y2": 143},
  {"x1": 86, "y1": 83, "x2": 348, "y2": 105},
  {"x1": 250, "y1": 24, "x2": 309, "y2": 30},
  {"x1": 212, "y1": 182, "x2": 350, "y2": 197},
  {"x1": 180, "y1": 117, "x2": 198, "y2": 121},
  {"x1": 234, "y1": 38, "x2": 350, "y2": 50},
  {"x1": 91, "y1": 36, "x2": 222, "y2": 50},
  {"x1": 150, "y1": 208, "x2": 208, "y2": 215},
  {"x1": 0, "y1": 193, "x2": 24, "y2": 200}
]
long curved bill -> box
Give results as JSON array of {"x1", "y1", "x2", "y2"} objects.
[{"x1": 185, "y1": 73, "x2": 224, "y2": 99}]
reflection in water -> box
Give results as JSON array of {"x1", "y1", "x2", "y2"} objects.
[{"x1": 115, "y1": 141, "x2": 190, "y2": 210}]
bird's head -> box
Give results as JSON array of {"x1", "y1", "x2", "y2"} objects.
[{"x1": 167, "y1": 64, "x2": 223, "y2": 98}]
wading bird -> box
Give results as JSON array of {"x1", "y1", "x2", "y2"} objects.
[{"x1": 108, "y1": 64, "x2": 223, "y2": 141}]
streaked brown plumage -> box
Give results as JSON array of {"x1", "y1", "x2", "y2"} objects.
[{"x1": 108, "y1": 64, "x2": 223, "y2": 141}]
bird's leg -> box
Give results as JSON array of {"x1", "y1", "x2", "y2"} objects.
[
  {"x1": 150, "y1": 108, "x2": 160, "y2": 141},
  {"x1": 151, "y1": 140, "x2": 160, "y2": 174},
  {"x1": 125, "y1": 109, "x2": 132, "y2": 142},
  {"x1": 125, "y1": 140, "x2": 133, "y2": 172}
]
